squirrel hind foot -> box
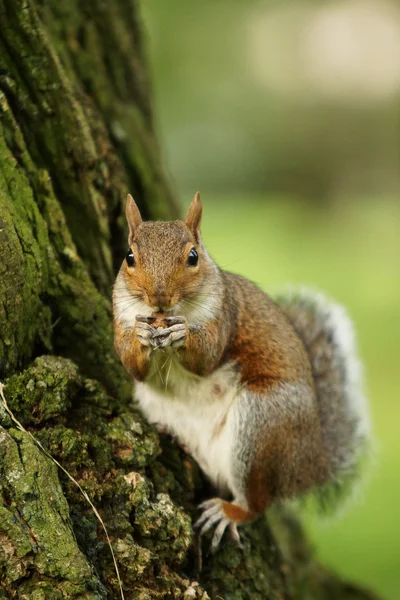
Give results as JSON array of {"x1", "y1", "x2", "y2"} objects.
[{"x1": 194, "y1": 497, "x2": 253, "y2": 552}]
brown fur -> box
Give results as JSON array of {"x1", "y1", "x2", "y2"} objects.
[
  {"x1": 185, "y1": 191, "x2": 202, "y2": 242},
  {"x1": 115, "y1": 202, "x2": 320, "y2": 479},
  {"x1": 113, "y1": 320, "x2": 151, "y2": 381},
  {"x1": 123, "y1": 220, "x2": 206, "y2": 309},
  {"x1": 246, "y1": 400, "x2": 329, "y2": 514},
  {"x1": 222, "y1": 501, "x2": 255, "y2": 524},
  {"x1": 114, "y1": 194, "x2": 365, "y2": 527},
  {"x1": 223, "y1": 273, "x2": 314, "y2": 393},
  {"x1": 179, "y1": 318, "x2": 227, "y2": 376}
]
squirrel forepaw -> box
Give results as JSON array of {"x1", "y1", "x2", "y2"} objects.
[
  {"x1": 134, "y1": 320, "x2": 154, "y2": 347},
  {"x1": 152, "y1": 317, "x2": 188, "y2": 349},
  {"x1": 194, "y1": 498, "x2": 245, "y2": 552},
  {"x1": 135, "y1": 315, "x2": 187, "y2": 349}
]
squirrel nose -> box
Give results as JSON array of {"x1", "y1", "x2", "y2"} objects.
[{"x1": 150, "y1": 293, "x2": 172, "y2": 310}]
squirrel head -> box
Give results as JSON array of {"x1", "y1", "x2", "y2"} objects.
[{"x1": 118, "y1": 192, "x2": 214, "y2": 313}]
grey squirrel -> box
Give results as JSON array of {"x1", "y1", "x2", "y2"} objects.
[{"x1": 113, "y1": 192, "x2": 370, "y2": 550}]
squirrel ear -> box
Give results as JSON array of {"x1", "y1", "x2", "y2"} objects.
[
  {"x1": 126, "y1": 194, "x2": 142, "y2": 244},
  {"x1": 185, "y1": 192, "x2": 202, "y2": 242}
]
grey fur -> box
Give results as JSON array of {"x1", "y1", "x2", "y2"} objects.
[
  {"x1": 276, "y1": 288, "x2": 371, "y2": 509},
  {"x1": 229, "y1": 289, "x2": 371, "y2": 513},
  {"x1": 232, "y1": 382, "x2": 318, "y2": 503}
]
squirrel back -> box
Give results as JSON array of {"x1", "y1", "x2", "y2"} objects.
[{"x1": 277, "y1": 288, "x2": 371, "y2": 510}]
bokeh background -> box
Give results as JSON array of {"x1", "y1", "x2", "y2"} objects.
[{"x1": 141, "y1": 1, "x2": 400, "y2": 598}]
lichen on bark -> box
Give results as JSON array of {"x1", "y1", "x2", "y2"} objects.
[
  {"x1": 1, "y1": 356, "x2": 206, "y2": 598},
  {"x1": 0, "y1": 1, "x2": 383, "y2": 599}
]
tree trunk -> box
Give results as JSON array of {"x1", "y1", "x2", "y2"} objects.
[{"x1": 0, "y1": 2, "x2": 382, "y2": 599}]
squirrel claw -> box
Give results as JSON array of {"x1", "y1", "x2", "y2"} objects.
[
  {"x1": 229, "y1": 522, "x2": 243, "y2": 549},
  {"x1": 135, "y1": 315, "x2": 155, "y2": 324},
  {"x1": 134, "y1": 316, "x2": 187, "y2": 349},
  {"x1": 164, "y1": 316, "x2": 186, "y2": 326},
  {"x1": 152, "y1": 323, "x2": 187, "y2": 349},
  {"x1": 195, "y1": 498, "x2": 243, "y2": 552}
]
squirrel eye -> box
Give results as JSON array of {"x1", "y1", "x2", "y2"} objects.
[
  {"x1": 187, "y1": 247, "x2": 198, "y2": 267},
  {"x1": 126, "y1": 249, "x2": 135, "y2": 267}
]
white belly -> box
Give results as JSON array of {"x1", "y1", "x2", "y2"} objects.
[{"x1": 135, "y1": 351, "x2": 240, "y2": 493}]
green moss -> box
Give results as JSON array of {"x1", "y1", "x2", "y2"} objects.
[
  {"x1": 113, "y1": 535, "x2": 153, "y2": 583},
  {"x1": 133, "y1": 491, "x2": 192, "y2": 566},
  {"x1": 0, "y1": 505, "x2": 32, "y2": 583},
  {"x1": 0, "y1": 350, "x2": 381, "y2": 599},
  {"x1": 0, "y1": 356, "x2": 209, "y2": 597},
  {"x1": 4, "y1": 356, "x2": 81, "y2": 425},
  {"x1": 107, "y1": 412, "x2": 160, "y2": 469},
  {"x1": 0, "y1": 97, "x2": 52, "y2": 377},
  {"x1": 0, "y1": 91, "x2": 129, "y2": 396},
  {"x1": 39, "y1": 426, "x2": 92, "y2": 468},
  {"x1": 0, "y1": 425, "x2": 103, "y2": 595}
]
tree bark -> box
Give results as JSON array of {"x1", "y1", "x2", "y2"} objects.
[{"x1": 0, "y1": 2, "x2": 382, "y2": 599}]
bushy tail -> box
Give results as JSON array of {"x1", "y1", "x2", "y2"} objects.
[{"x1": 276, "y1": 288, "x2": 371, "y2": 512}]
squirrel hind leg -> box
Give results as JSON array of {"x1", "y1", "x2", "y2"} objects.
[{"x1": 194, "y1": 497, "x2": 256, "y2": 552}]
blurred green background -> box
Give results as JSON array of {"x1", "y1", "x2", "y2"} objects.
[{"x1": 142, "y1": 2, "x2": 400, "y2": 598}]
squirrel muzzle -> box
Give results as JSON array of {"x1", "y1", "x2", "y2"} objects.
[{"x1": 147, "y1": 292, "x2": 174, "y2": 312}]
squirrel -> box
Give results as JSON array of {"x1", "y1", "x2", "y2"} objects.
[{"x1": 113, "y1": 192, "x2": 370, "y2": 550}]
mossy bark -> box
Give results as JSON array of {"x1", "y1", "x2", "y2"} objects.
[{"x1": 0, "y1": 2, "x2": 382, "y2": 599}]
